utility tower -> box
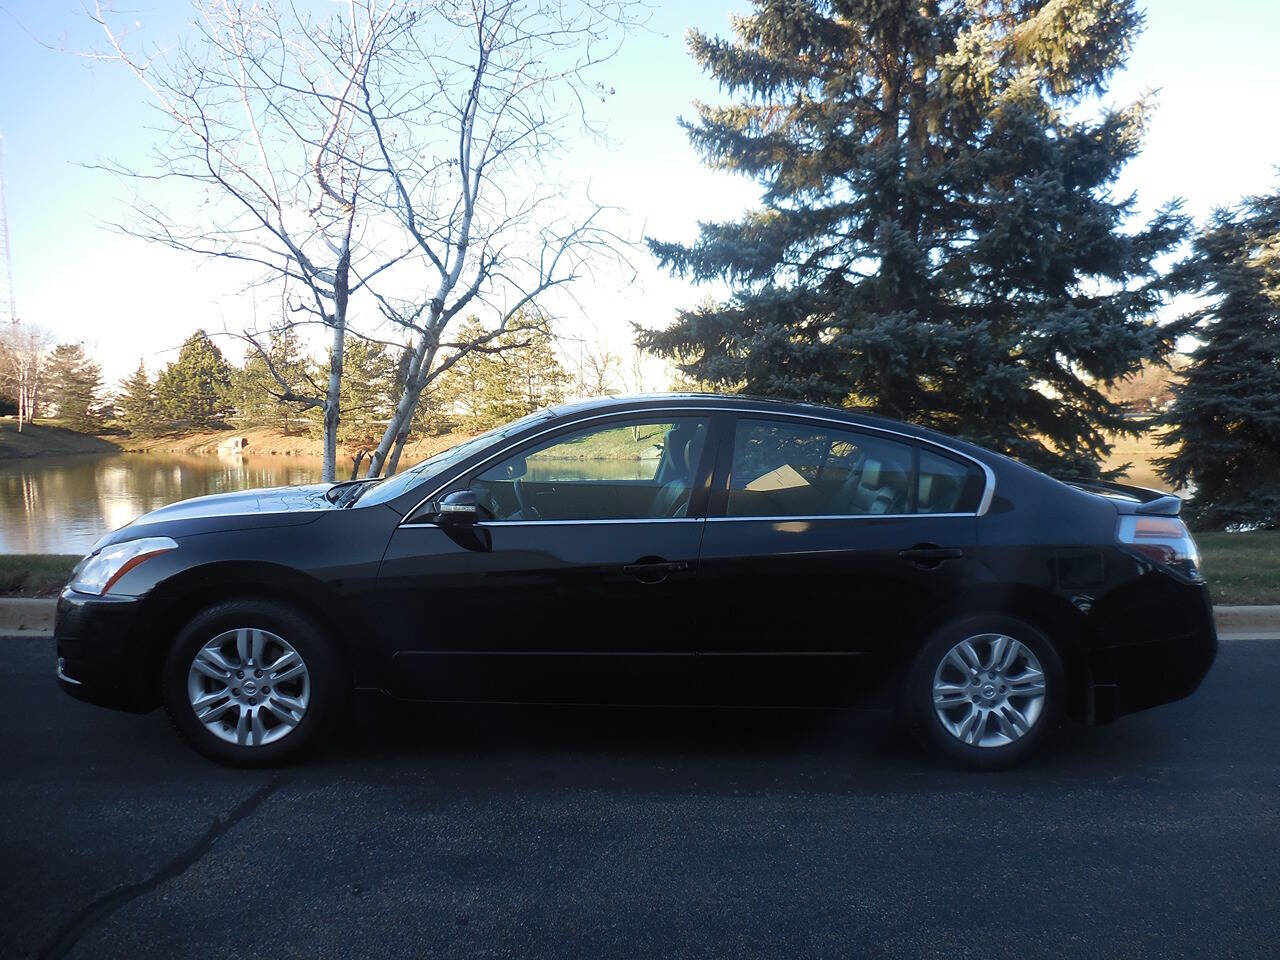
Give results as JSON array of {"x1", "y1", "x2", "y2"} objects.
[{"x1": 0, "y1": 133, "x2": 15, "y2": 323}]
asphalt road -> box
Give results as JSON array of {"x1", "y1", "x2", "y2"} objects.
[{"x1": 2, "y1": 636, "x2": 1278, "y2": 960}]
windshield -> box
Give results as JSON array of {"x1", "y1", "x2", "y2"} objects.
[{"x1": 354, "y1": 410, "x2": 556, "y2": 507}]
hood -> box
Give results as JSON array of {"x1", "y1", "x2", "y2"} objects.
[{"x1": 93, "y1": 484, "x2": 335, "y2": 551}]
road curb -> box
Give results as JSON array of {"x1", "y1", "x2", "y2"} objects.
[
  {"x1": 0, "y1": 597, "x2": 55, "y2": 635},
  {"x1": 3, "y1": 597, "x2": 1279, "y2": 642},
  {"x1": 1212, "y1": 605, "x2": 1280, "y2": 637}
]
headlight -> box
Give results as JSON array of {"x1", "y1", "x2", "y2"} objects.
[{"x1": 70, "y1": 537, "x2": 179, "y2": 596}]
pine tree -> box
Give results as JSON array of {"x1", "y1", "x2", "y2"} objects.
[
  {"x1": 155, "y1": 330, "x2": 233, "y2": 428},
  {"x1": 639, "y1": 0, "x2": 1188, "y2": 475},
  {"x1": 432, "y1": 318, "x2": 494, "y2": 430},
  {"x1": 482, "y1": 324, "x2": 570, "y2": 427},
  {"x1": 433, "y1": 317, "x2": 570, "y2": 431},
  {"x1": 231, "y1": 329, "x2": 312, "y2": 433},
  {"x1": 116, "y1": 360, "x2": 158, "y2": 437},
  {"x1": 1157, "y1": 192, "x2": 1280, "y2": 530},
  {"x1": 339, "y1": 337, "x2": 399, "y2": 477},
  {"x1": 46, "y1": 343, "x2": 103, "y2": 432},
  {"x1": 0, "y1": 339, "x2": 15, "y2": 416}
]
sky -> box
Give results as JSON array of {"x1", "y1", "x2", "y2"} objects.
[{"x1": 0, "y1": 0, "x2": 1278, "y2": 387}]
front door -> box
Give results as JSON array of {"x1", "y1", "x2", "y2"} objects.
[
  {"x1": 375, "y1": 414, "x2": 716, "y2": 704},
  {"x1": 695, "y1": 415, "x2": 986, "y2": 706}
]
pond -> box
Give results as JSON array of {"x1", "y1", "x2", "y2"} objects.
[
  {"x1": 0, "y1": 452, "x2": 658, "y2": 555},
  {"x1": 0, "y1": 453, "x2": 324, "y2": 555}
]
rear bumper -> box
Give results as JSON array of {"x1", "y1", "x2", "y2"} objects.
[
  {"x1": 54, "y1": 588, "x2": 158, "y2": 713},
  {"x1": 1087, "y1": 578, "x2": 1217, "y2": 723}
]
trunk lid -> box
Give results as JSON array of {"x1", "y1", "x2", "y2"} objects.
[{"x1": 1059, "y1": 478, "x2": 1182, "y2": 516}]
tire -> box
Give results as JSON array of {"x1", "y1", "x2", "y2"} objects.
[
  {"x1": 904, "y1": 614, "x2": 1064, "y2": 770},
  {"x1": 162, "y1": 599, "x2": 342, "y2": 767}
]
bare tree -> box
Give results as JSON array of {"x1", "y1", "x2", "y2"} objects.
[
  {"x1": 354, "y1": 0, "x2": 640, "y2": 476},
  {"x1": 0, "y1": 320, "x2": 53, "y2": 431},
  {"x1": 91, "y1": 0, "x2": 406, "y2": 481},
  {"x1": 625, "y1": 343, "x2": 646, "y2": 393},
  {"x1": 571, "y1": 337, "x2": 620, "y2": 397}
]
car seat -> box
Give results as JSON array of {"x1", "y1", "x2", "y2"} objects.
[{"x1": 650, "y1": 423, "x2": 702, "y2": 517}]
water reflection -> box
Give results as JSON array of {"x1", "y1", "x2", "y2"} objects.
[
  {"x1": 524, "y1": 462, "x2": 653, "y2": 483},
  {"x1": 0, "y1": 453, "x2": 322, "y2": 555},
  {"x1": 1, "y1": 453, "x2": 659, "y2": 555}
]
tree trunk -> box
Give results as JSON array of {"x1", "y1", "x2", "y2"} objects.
[
  {"x1": 349, "y1": 450, "x2": 367, "y2": 480},
  {"x1": 365, "y1": 332, "x2": 438, "y2": 478},
  {"x1": 383, "y1": 371, "x2": 426, "y2": 477},
  {"x1": 385, "y1": 404, "x2": 417, "y2": 476},
  {"x1": 322, "y1": 318, "x2": 344, "y2": 483},
  {"x1": 319, "y1": 233, "x2": 353, "y2": 484},
  {"x1": 365, "y1": 367, "x2": 418, "y2": 478}
]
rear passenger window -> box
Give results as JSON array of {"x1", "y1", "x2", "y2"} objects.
[
  {"x1": 726, "y1": 419, "x2": 984, "y2": 518},
  {"x1": 728, "y1": 420, "x2": 915, "y2": 517}
]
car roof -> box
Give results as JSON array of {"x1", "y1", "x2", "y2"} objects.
[{"x1": 545, "y1": 393, "x2": 951, "y2": 446}]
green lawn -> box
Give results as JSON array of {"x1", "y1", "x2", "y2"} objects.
[
  {"x1": 1197, "y1": 531, "x2": 1280, "y2": 606},
  {"x1": 0, "y1": 531, "x2": 1276, "y2": 604},
  {"x1": 0, "y1": 555, "x2": 79, "y2": 598},
  {"x1": 531, "y1": 421, "x2": 669, "y2": 461}
]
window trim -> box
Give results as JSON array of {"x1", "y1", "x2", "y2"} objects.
[
  {"x1": 474, "y1": 517, "x2": 706, "y2": 527},
  {"x1": 705, "y1": 512, "x2": 978, "y2": 523},
  {"x1": 399, "y1": 407, "x2": 995, "y2": 527}
]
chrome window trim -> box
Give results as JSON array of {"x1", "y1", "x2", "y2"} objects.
[
  {"x1": 974, "y1": 460, "x2": 996, "y2": 515},
  {"x1": 398, "y1": 406, "x2": 996, "y2": 526},
  {"x1": 478, "y1": 519, "x2": 701, "y2": 527},
  {"x1": 400, "y1": 514, "x2": 972, "y2": 528},
  {"x1": 708, "y1": 512, "x2": 976, "y2": 522},
  {"x1": 403, "y1": 517, "x2": 705, "y2": 528}
]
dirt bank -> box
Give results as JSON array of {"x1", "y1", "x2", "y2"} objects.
[
  {"x1": 1, "y1": 419, "x2": 474, "y2": 473},
  {"x1": 0, "y1": 420, "x2": 122, "y2": 459},
  {"x1": 121, "y1": 424, "x2": 475, "y2": 475}
]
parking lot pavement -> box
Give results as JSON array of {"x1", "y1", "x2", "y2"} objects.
[{"x1": 2, "y1": 638, "x2": 1278, "y2": 960}]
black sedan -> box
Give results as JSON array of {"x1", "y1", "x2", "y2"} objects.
[{"x1": 54, "y1": 395, "x2": 1217, "y2": 769}]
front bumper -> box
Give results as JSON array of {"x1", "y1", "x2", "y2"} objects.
[
  {"x1": 1087, "y1": 577, "x2": 1218, "y2": 723},
  {"x1": 54, "y1": 588, "x2": 158, "y2": 713}
]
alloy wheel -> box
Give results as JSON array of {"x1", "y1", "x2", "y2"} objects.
[
  {"x1": 186, "y1": 627, "x2": 311, "y2": 747},
  {"x1": 932, "y1": 633, "x2": 1047, "y2": 748}
]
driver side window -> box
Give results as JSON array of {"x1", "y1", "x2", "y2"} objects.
[{"x1": 469, "y1": 417, "x2": 709, "y2": 521}]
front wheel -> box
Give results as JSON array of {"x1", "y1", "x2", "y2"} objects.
[
  {"x1": 905, "y1": 615, "x2": 1063, "y2": 770},
  {"x1": 162, "y1": 600, "x2": 342, "y2": 766}
]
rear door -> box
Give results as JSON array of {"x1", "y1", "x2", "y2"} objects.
[
  {"x1": 694, "y1": 414, "x2": 987, "y2": 706},
  {"x1": 375, "y1": 412, "x2": 719, "y2": 704}
]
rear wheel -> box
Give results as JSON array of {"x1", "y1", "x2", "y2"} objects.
[
  {"x1": 162, "y1": 600, "x2": 341, "y2": 766},
  {"x1": 905, "y1": 615, "x2": 1063, "y2": 770}
]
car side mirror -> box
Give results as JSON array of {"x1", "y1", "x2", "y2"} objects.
[{"x1": 435, "y1": 489, "x2": 480, "y2": 526}]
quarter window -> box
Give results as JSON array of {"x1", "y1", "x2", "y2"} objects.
[
  {"x1": 469, "y1": 418, "x2": 709, "y2": 521},
  {"x1": 917, "y1": 449, "x2": 980, "y2": 514},
  {"x1": 726, "y1": 419, "x2": 982, "y2": 517}
]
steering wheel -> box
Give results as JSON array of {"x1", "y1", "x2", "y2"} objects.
[
  {"x1": 482, "y1": 489, "x2": 503, "y2": 520},
  {"x1": 667, "y1": 487, "x2": 690, "y2": 518},
  {"x1": 513, "y1": 477, "x2": 541, "y2": 521}
]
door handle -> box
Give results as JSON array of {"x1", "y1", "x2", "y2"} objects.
[
  {"x1": 898, "y1": 544, "x2": 964, "y2": 566},
  {"x1": 623, "y1": 559, "x2": 689, "y2": 583}
]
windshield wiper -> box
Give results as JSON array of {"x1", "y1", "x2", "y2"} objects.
[{"x1": 324, "y1": 478, "x2": 381, "y2": 507}]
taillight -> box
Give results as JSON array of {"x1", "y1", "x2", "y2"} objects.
[{"x1": 1117, "y1": 515, "x2": 1202, "y2": 581}]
